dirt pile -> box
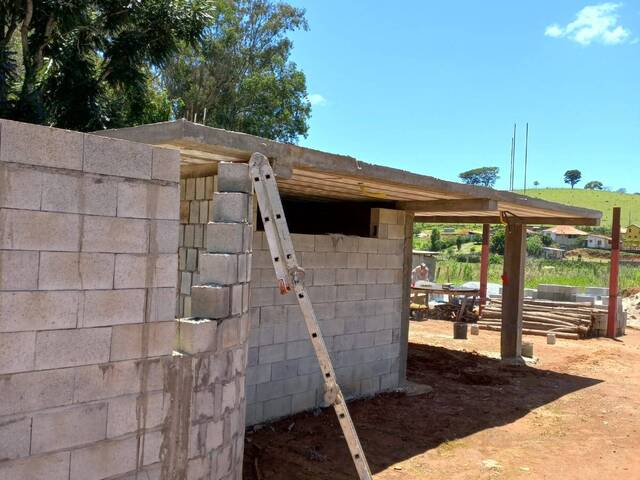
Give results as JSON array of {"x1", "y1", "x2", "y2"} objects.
[{"x1": 623, "y1": 292, "x2": 640, "y2": 328}]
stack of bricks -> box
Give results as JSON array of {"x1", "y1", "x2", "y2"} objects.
[
  {"x1": 246, "y1": 208, "x2": 406, "y2": 425},
  {"x1": 174, "y1": 162, "x2": 253, "y2": 478},
  {"x1": 0, "y1": 119, "x2": 180, "y2": 479},
  {"x1": 178, "y1": 175, "x2": 216, "y2": 317}
]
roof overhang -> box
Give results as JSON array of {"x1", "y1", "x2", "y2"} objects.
[{"x1": 97, "y1": 120, "x2": 602, "y2": 226}]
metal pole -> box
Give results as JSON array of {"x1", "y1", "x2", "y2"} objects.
[
  {"x1": 523, "y1": 123, "x2": 529, "y2": 194},
  {"x1": 607, "y1": 207, "x2": 621, "y2": 337},
  {"x1": 479, "y1": 223, "x2": 491, "y2": 315}
]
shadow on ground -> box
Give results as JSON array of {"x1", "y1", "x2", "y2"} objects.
[{"x1": 243, "y1": 342, "x2": 601, "y2": 479}]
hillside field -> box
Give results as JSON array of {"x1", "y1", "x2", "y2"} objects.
[{"x1": 519, "y1": 188, "x2": 640, "y2": 230}]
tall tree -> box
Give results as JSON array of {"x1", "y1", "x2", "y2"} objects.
[
  {"x1": 458, "y1": 167, "x2": 500, "y2": 187},
  {"x1": 564, "y1": 169, "x2": 582, "y2": 189},
  {"x1": 0, "y1": 0, "x2": 214, "y2": 130},
  {"x1": 584, "y1": 180, "x2": 604, "y2": 190},
  {"x1": 162, "y1": 0, "x2": 311, "y2": 143}
]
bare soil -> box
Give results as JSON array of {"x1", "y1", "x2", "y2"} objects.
[{"x1": 243, "y1": 320, "x2": 640, "y2": 480}]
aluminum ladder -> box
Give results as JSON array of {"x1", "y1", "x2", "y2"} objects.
[{"x1": 249, "y1": 152, "x2": 373, "y2": 480}]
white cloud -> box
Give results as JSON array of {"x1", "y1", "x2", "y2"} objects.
[
  {"x1": 308, "y1": 93, "x2": 327, "y2": 106},
  {"x1": 544, "y1": 3, "x2": 632, "y2": 45}
]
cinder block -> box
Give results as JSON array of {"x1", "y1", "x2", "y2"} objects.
[
  {"x1": 152, "y1": 146, "x2": 180, "y2": 182},
  {"x1": 0, "y1": 119, "x2": 82, "y2": 170},
  {"x1": 367, "y1": 253, "x2": 387, "y2": 269},
  {"x1": 114, "y1": 253, "x2": 177, "y2": 288},
  {"x1": 263, "y1": 395, "x2": 292, "y2": 420},
  {"x1": 206, "y1": 420, "x2": 224, "y2": 450},
  {"x1": 69, "y1": 436, "x2": 138, "y2": 480},
  {"x1": 336, "y1": 284, "x2": 366, "y2": 301},
  {"x1": 357, "y1": 269, "x2": 377, "y2": 284},
  {"x1": 347, "y1": 252, "x2": 368, "y2": 269},
  {"x1": 195, "y1": 177, "x2": 206, "y2": 200},
  {"x1": 110, "y1": 321, "x2": 176, "y2": 360},
  {"x1": 231, "y1": 284, "x2": 244, "y2": 315},
  {"x1": 377, "y1": 208, "x2": 397, "y2": 225},
  {"x1": 258, "y1": 343, "x2": 286, "y2": 364},
  {"x1": 361, "y1": 376, "x2": 380, "y2": 396},
  {"x1": 291, "y1": 389, "x2": 318, "y2": 413},
  {"x1": 0, "y1": 209, "x2": 80, "y2": 251},
  {"x1": 81, "y1": 289, "x2": 146, "y2": 327},
  {"x1": 0, "y1": 451, "x2": 70, "y2": 480},
  {"x1": 107, "y1": 391, "x2": 169, "y2": 438},
  {"x1": 185, "y1": 178, "x2": 196, "y2": 200},
  {"x1": 82, "y1": 215, "x2": 148, "y2": 253},
  {"x1": 0, "y1": 416, "x2": 31, "y2": 460},
  {"x1": 39, "y1": 252, "x2": 114, "y2": 290},
  {"x1": 286, "y1": 339, "x2": 313, "y2": 360},
  {"x1": 147, "y1": 287, "x2": 176, "y2": 322},
  {"x1": 31, "y1": 402, "x2": 108, "y2": 454},
  {"x1": 191, "y1": 285, "x2": 230, "y2": 319},
  {"x1": 238, "y1": 252, "x2": 251, "y2": 283},
  {"x1": 387, "y1": 224, "x2": 405, "y2": 240},
  {"x1": 199, "y1": 253, "x2": 238, "y2": 285},
  {"x1": 199, "y1": 200, "x2": 209, "y2": 224},
  {"x1": 0, "y1": 331, "x2": 35, "y2": 374},
  {"x1": 0, "y1": 291, "x2": 81, "y2": 332},
  {"x1": 211, "y1": 192, "x2": 251, "y2": 223},
  {"x1": 176, "y1": 318, "x2": 218, "y2": 354},
  {"x1": 245, "y1": 364, "x2": 272, "y2": 385},
  {"x1": 189, "y1": 199, "x2": 200, "y2": 224},
  {"x1": 377, "y1": 269, "x2": 398, "y2": 284},
  {"x1": 0, "y1": 164, "x2": 42, "y2": 209},
  {"x1": 84, "y1": 134, "x2": 152, "y2": 179},
  {"x1": 291, "y1": 234, "x2": 315, "y2": 252},
  {"x1": 217, "y1": 162, "x2": 252, "y2": 193},
  {"x1": 0, "y1": 250, "x2": 38, "y2": 290},
  {"x1": 0, "y1": 368, "x2": 75, "y2": 416},
  {"x1": 149, "y1": 219, "x2": 179, "y2": 253},
  {"x1": 313, "y1": 268, "x2": 336, "y2": 286},
  {"x1": 336, "y1": 268, "x2": 357, "y2": 285},
  {"x1": 117, "y1": 182, "x2": 179, "y2": 220},
  {"x1": 35, "y1": 327, "x2": 111, "y2": 369},
  {"x1": 366, "y1": 284, "x2": 386, "y2": 300},
  {"x1": 358, "y1": 237, "x2": 378, "y2": 253},
  {"x1": 74, "y1": 358, "x2": 164, "y2": 402},
  {"x1": 206, "y1": 222, "x2": 245, "y2": 253},
  {"x1": 41, "y1": 171, "x2": 117, "y2": 216}
]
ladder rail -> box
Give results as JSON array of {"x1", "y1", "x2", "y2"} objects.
[{"x1": 250, "y1": 152, "x2": 373, "y2": 480}]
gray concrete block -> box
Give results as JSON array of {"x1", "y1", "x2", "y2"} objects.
[
  {"x1": 69, "y1": 436, "x2": 138, "y2": 480},
  {"x1": 81, "y1": 289, "x2": 146, "y2": 327},
  {"x1": 574, "y1": 294, "x2": 595, "y2": 305},
  {"x1": 245, "y1": 364, "x2": 271, "y2": 385},
  {"x1": 114, "y1": 253, "x2": 177, "y2": 289},
  {"x1": 41, "y1": 171, "x2": 118, "y2": 216},
  {"x1": 191, "y1": 285, "x2": 230, "y2": 319},
  {"x1": 358, "y1": 237, "x2": 379, "y2": 253},
  {"x1": 360, "y1": 376, "x2": 380, "y2": 396},
  {"x1": 367, "y1": 253, "x2": 387, "y2": 269},
  {"x1": 199, "y1": 253, "x2": 239, "y2": 285},
  {"x1": 290, "y1": 234, "x2": 315, "y2": 252},
  {"x1": 586, "y1": 287, "x2": 609, "y2": 297},
  {"x1": 211, "y1": 192, "x2": 251, "y2": 223},
  {"x1": 258, "y1": 343, "x2": 286, "y2": 364},
  {"x1": 291, "y1": 389, "x2": 318, "y2": 413},
  {"x1": 82, "y1": 215, "x2": 148, "y2": 253},
  {"x1": 84, "y1": 134, "x2": 152, "y2": 179},
  {"x1": 380, "y1": 371, "x2": 400, "y2": 390},
  {"x1": 286, "y1": 339, "x2": 314, "y2": 360},
  {"x1": 31, "y1": 402, "x2": 108, "y2": 454},
  {"x1": 206, "y1": 222, "x2": 246, "y2": 253},
  {"x1": 117, "y1": 182, "x2": 179, "y2": 220},
  {"x1": 270, "y1": 359, "x2": 300, "y2": 380},
  {"x1": 0, "y1": 119, "x2": 83, "y2": 170},
  {"x1": 337, "y1": 284, "x2": 366, "y2": 301},
  {"x1": 35, "y1": 327, "x2": 111, "y2": 369},
  {"x1": 0, "y1": 451, "x2": 70, "y2": 480},
  {"x1": 110, "y1": 321, "x2": 176, "y2": 360},
  {"x1": 336, "y1": 268, "x2": 357, "y2": 285},
  {"x1": 39, "y1": 252, "x2": 114, "y2": 290},
  {"x1": 0, "y1": 415, "x2": 31, "y2": 460},
  {"x1": 0, "y1": 291, "x2": 81, "y2": 333},
  {"x1": 312, "y1": 268, "x2": 336, "y2": 286},
  {"x1": 217, "y1": 162, "x2": 252, "y2": 193},
  {"x1": 151, "y1": 146, "x2": 180, "y2": 182},
  {"x1": 0, "y1": 332, "x2": 36, "y2": 374},
  {"x1": 0, "y1": 163, "x2": 42, "y2": 210},
  {"x1": 0, "y1": 209, "x2": 81, "y2": 251},
  {"x1": 0, "y1": 368, "x2": 75, "y2": 416},
  {"x1": 149, "y1": 220, "x2": 180, "y2": 254},
  {"x1": 357, "y1": 268, "x2": 377, "y2": 284},
  {"x1": 263, "y1": 395, "x2": 292, "y2": 420},
  {"x1": 0, "y1": 250, "x2": 38, "y2": 290}
]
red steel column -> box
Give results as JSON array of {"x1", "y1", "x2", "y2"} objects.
[
  {"x1": 607, "y1": 207, "x2": 621, "y2": 338},
  {"x1": 479, "y1": 224, "x2": 490, "y2": 315}
]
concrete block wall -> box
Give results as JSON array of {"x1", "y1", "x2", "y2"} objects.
[
  {"x1": 246, "y1": 208, "x2": 407, "y2": 425},
  {"x1": 0, "y1": 119, "x2": 180, "y2": 479},
  {"x1": 177, "y1": 174, "x2": 217, "y2": 317}
]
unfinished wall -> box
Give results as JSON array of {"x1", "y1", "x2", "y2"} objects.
[
  {"x1": 0, "y1": 120, "x2": 250, "y2": 480},
  {"x1": 246, "y1": 209, "x2": 407, "y2": 425}
]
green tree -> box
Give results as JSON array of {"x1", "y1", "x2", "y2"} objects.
[
  {"x1": 584, "y1": 180, "x2": 604, "y2": 190},
  {"x1": 456, "y1": 236, "x2": 463, "y2": 251},
  {"x1": 162, "y1": 0, "x2": 311, "y2": 142},
  {"x1": 564, "y1": 169, "x2": 582, "y2": 189},
  {"x1": 490, "y1": 228, "x2": 505, "y2": 255},
  {"x1": 533, "y1": 180, "x2": 540, "y2": 188},
  {"x1": 0, "y1": 0, "x2": 213, "y2": 131},
  {"x1": 458, "y1": 167, "x2": 500, "y2": 187},
  {"x1": 526, "y1": 235, "x2": 543, "y2": 257},
  {"x1": 430, "y1": 228, "x2": 441, "y2": 251}
]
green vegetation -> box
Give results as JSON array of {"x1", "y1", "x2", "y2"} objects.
[
  {"x1": 563, "y1": 169, "x2": 582, "y2": 189},
  {"x1": 458, "y1": 166, "x2": 499, "y2": 187},
  {"x1": 518, "y1": 188, "x2": 640, "y2": 230},
  {"x1": 435, "y1": 257, "x2": 640, "y2": 290}
]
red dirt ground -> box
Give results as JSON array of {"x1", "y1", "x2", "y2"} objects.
[{"x1": 243, "y1": 320, "x2": 640, "y2": 480}]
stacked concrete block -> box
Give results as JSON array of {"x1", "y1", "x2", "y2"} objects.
[
  {"x1": 537, "y1": 284, "x2": 580, "y2": 302},
  {"x1": 247, "y1": 209, "x2": 406, "y2": 426},
  {"x1": 171, "y1": 161, "x2": 253, "y2": 479},
  {"x1": 0, "y1": 120, "x2": 180, "y2": 479},
  {"x1": 178, "y1": 174, "x2": 217, "y2": 317}
]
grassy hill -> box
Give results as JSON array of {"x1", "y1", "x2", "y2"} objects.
[{"x1": 518, "y1": 188, "x2": 640, "y2": 230}]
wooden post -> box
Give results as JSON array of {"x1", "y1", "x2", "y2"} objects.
[
  {"x1": 607, "y1": 207, "x2": 621, "y2": 338},
  {"x1": 479, "y1": 224, "x2": 490, "y2": 315},
  {"x1": 398, "y1": 212, "x2": 415, "y2": 383},
  {"x1": 501, "y1": 223, "x2": 526, "y2": 361}
]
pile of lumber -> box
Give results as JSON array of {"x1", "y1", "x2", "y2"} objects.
[{"x1": 479, "y1": 299, "x2": 604, "y2": 339}]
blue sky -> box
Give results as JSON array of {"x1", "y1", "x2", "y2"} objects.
[{"x1": 286, "y1": 1, "x2": 640, "y2": 192}]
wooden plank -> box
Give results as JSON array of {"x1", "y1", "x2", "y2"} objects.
[
  {"x1": 501, "y1": 223, "x2": 526, "y2": 361},
  {"x1": 396, "y1": 198, "x2": 497, "y2": 212},
  {"x1": 414, "y1": 215, "x2": 600, "y2": 226},
  {"x1": 398, "y1": 211, "x2": 415, "y2": 383}
]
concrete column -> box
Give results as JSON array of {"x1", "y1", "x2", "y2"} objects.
[
  {"x1": 399, "y1": 211, "x2": 414, "y2": 383},
  {"x1": 500, "y1": 223, "x2": 526, "y2": 362}
]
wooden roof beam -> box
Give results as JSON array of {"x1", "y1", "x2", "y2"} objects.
[
  {"x1": 396, "y1": 198, "x2": 497, "y2": 212},
  {"x1": 414, "y1": 215, "x2": 600, "y2": 226}
]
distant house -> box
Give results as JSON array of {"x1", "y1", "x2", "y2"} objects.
[
  {"x1": 542, "y1": 225, "x2": 588, "y2": 249},
  {"x1": 542, "y1": 246, "x2": 565, "y2": 259},
  {"x1": 586, "y1": 233, "x2": 612, "y2": 250},
  {"x1": 623, "y1": 224, "x2": 640, "y2": 251}
]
